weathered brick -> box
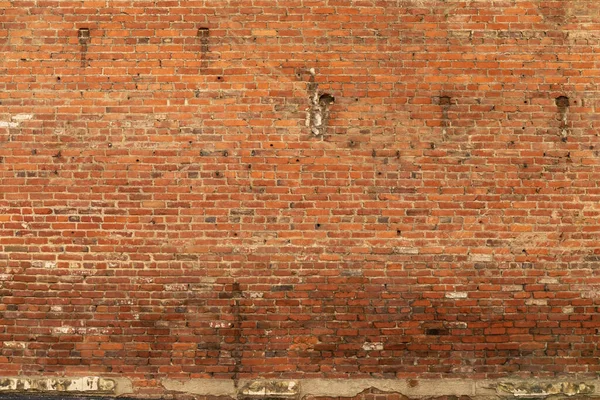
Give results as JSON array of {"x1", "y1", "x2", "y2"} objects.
[{"x1": 1, "y1": 0, "x2": 600, "y2": 397}]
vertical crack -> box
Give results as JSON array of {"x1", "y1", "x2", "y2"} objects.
[
  {"x1": 78, "y1": 28, "x2": 90, "y2": 68},
  {"x1": 556, "y1": 95, "x2": 570, "y2": 141},
  {"x1": 231, "y1": 282, "x2": 243, "y2": 391},
  {"x1": 197, "y1": 27, "x2": 210, "y2": 69},
  {"x1": 307, "y1": 69, "x2": 335, "y2": 136}
]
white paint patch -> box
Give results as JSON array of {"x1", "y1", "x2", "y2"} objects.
[
  {"x1": 165, "y1": 283, "x2": 188, "y2": 291},
  {"x1": 526, "y1": 299, "x2": 547, "y2": 306},
  {"x1": 502, "y1": 285, "x2": 522, "y2": 292},
  {"x1": 395, "y1": 247, "x2": 419, "y2": 255},
  {"x1": 3, "y1": 341, "x2": 25, "y2": 349},
  {"x1": 446, "y1": 292, "x2": 468, "y2": 299},
  {"x1": 0, "y1": 378, "x2": 31, "y2": 391},
  {"x1": 53, "y1": 326, "x2": 114, "y2": 335},
  {"x1": 210, "y1": 321, "x2": 232, "y2": 328},
  {"x1": 44, "y1": 261, "x2": 57, "y2": 269},
  {"x1": 242, "y1": 381, "x2": 298, "y2": 397},
  {"x1": 53, "y1": 326, "x2": 76, "y2": 334},
  {"x1": 0, "y1": 377, "x2": 116, "y2": 393},
  {"x1": 447, "y1": 322, "x2": 468, "y2": 329},
  {"x1": 362, "y1": 342, "x2": 384, "y2": 351},
  {"x1": 68, "y1": 377, "x2": 101, "y2": 391},
  {"x1": 12, "y1": 114, "x2": 33, "y2": 121},
  {"x1": 0, "y1": 121, "x2": 19, "y2": 128},
  {"x1": 469, "y1": 254, "x2": 493, "y2": 262},
  {"x1": 452, "y1": 366, "x2": 474, "y2": 373}
]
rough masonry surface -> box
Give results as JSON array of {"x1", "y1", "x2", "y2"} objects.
[{"x1": 1, "y1": 0, "x2": 600, "y2": 398}]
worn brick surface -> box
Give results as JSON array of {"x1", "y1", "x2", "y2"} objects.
[{"x1": 1, "y1": 0, "x2": 600, "y2": 395}]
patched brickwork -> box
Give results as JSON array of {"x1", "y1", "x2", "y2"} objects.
[{"x1": 2, "y1": 0, "x2": 600, "y2": 398}]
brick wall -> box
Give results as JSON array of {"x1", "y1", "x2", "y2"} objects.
[{"x1": 1, "y1": 0, "x2": 600, "y2": 397}]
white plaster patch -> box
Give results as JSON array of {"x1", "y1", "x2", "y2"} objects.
[
  {"x1": 242, "y1": 380, "x2": 298, "y2": 397},
  {"x1": 44, "y1": 261, "x2": 57, "y2": 269}
]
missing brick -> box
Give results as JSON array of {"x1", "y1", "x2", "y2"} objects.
[
  {"x1": 439, "y1": 95, "x2": 451, "y2": 106},
  {"x1": 78, "y1": 28, "x2": 90, "y2": 44},
  {"x1": 433, "y1": 95, "x2": 452, "y2": 138},
  {"x1": 425, "y1": 328, "x2": 449, "y2": 336},
  {"x1": 319, "y1": 93, "x2": 335, "y2": 106},
  {"x1": 555, "y1": 95, "x2": 570, "y2": 109}
]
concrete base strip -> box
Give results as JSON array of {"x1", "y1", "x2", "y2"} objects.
[
  {"x1": 0, "y1": 377, "x2": 133, "y2": 396},
  {"x1": 301, "y1": 379, "x2": 476, "y2": 398},
  {"x1": 0, "y1": 377, "x2": 596, "y2": 399},
  {"x1": 161, "y1": 378, "x2": 600, "y2": 399},
  {"x1": 162, "y1": 379, "x2": 236, "y2": 397}
]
